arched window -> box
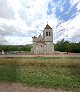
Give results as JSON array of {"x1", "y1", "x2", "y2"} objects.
[
  {"x1": 46, "y1": 32, "x2": 48, "y2": 36},
  {"x1": 49, "y1": 32, "x2": 50, "y2": 36}
]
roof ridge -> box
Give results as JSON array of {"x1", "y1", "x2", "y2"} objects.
[{"x1": 44, "y1": 24, "x2": 52, "y2": 29}]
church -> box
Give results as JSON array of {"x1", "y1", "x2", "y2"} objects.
[{"x1": 31, "y1": 23, "x2": 54, "y2": 54}]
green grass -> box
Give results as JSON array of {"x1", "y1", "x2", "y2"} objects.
[{"x1": 0, "y1": 57, "x2": 80, "y2": 91}]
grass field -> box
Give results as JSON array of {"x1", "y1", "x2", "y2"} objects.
[{"x1": 0, "y1": 57, "x2": 80, "y2": 91}]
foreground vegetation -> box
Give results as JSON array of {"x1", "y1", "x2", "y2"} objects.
[{"x1": 0, "y1": 57, "x2": 80, "y2": 91}]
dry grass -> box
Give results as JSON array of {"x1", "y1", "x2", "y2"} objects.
[
  {"x1": 0, "y1": 57, "x2": 80, "y2": 91},
  {"x1": 0, "y1": 57, "x2": 80, "y2": 68}
]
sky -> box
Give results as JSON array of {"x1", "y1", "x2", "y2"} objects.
[{"x1": 0, "y1": 0, "x2": 80, "y2": 45}]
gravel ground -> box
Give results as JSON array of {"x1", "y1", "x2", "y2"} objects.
[
  {"x1": 0, "y1": 82, "x2": 73, "y2": 92},
  {"x1": 0, "y1": 53, "x2": 80, "y2": 58}
]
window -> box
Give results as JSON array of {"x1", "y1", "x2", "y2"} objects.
[
  {"x1": 46, "y1": 32, "x2": 48, "y2": 36},
  {"x1": 49, "y1": 32, "x2": 50, "y2": 36}
]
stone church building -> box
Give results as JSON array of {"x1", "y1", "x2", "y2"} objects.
[{"x1": 31, "y1": 23, "x2": 54, "y2": 54}]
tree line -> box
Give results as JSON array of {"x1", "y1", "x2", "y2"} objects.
[
  {"x1": 54, "y1": 39, "x2": 80, "y2": 53},
  {"x1": 0, "y1": 45, "x2": 32, "y2": 52},
  {"x1": 0, "y1": 40, "x2": 80, "y2": 53}
]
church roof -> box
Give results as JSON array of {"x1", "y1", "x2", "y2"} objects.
[{"x1": 44, "y1": 24, "x2": 52, "y2": 29}]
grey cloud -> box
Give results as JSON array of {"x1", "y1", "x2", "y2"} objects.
[
  {"x1": 0, "y1": 24, "x2": 23, "y2": 44},
  {"x1": 19, "y1": 10, "x2": 28, "y2": 21},
  {"x1": 0, "y1": 0, "x2": 15, "y2": 19},
  {"x1": 0, "y1": 25, "x2": 18, "y2": 36},
  {"x1": 0, "y1": 24, "x2": 29, "y2": 38},
  {"x1": 72, "y1": 29, "x2": 80, "y2": 37},
  {"x1": 0, "y1": 25, "x2": 14, "y2": 44},
  {"x1": 0, "y1": 36, "x2": 7, "y2": 45}
]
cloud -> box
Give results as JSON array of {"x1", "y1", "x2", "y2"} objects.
[
  {"x1": 54, "y1": 12, "x2": 80, "y2": 42},
  {"x1": 6, "y1": 36, "x2": 32, "y2": 45},
  {"x1": 49, "y1": 0, "x2": 78, "y2": 22},
  {"x1": 51, "y1": 0, "x2": 80, "y2": 43},
  {"x1": 0, "y1": 0, "x2": 15, "y2": 19},
  {"x1": 0, "y1": 36, "x2": 7, "y2": 45},
  {"x1": 0, "y1": 0, "x2": 80, "y2": 45}
]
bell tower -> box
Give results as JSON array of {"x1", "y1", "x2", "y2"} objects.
[{"x1": 43, "y1": 23, "x2": 53, "y2": 42}]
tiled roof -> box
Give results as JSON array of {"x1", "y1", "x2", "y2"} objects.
[{"x1": 44, "y1": 24, "x2": 52, "y2": 29}]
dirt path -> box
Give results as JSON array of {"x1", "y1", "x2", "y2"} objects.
[
  {"x1": 0, "y1": 82, "x2": 73, "y2": 92},
  {"x1": 0, "y1": 54, "x2": 80, "y2": 58}
]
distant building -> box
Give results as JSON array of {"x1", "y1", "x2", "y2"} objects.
[
  {"x1": 31, "y1": 23, "x2": 54, "y2": 54},
  {"x1": 2, "y1": 50, "x2": 5, "y2": 54}
]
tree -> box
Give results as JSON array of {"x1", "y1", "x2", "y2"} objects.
[
  {"x1": 0, "y1": 45, "x2": 32, "y2": 52},
  {"x1": 54, "y1": 39, "x2": 80, "y2": 53}
]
